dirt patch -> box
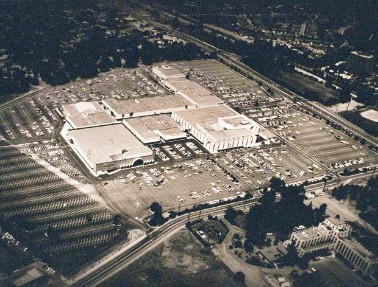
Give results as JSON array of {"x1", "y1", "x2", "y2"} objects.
[
  {"x1": 99, "y1": 229, "x2": 244, "y2": 287},
  {"x1": 361, "y1": 109, "x2": 378, "y2": 122},
  {"x1": 161, "y1": 238, "x2": 209, "y2": 274}
]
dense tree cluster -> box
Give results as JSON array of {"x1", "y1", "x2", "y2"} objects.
[
  {"x1": 233, "y1": 271, "x2": 246, "y2": 283},
  {"x1": 244, "y1": 178, "x2": 327, "y2": 246},
  {"x1": 291, "y1": 270, "x2": 324, "y2": 287},
  {"x1": 332, "y1": 176, "x2": 378, "y2": 229},
  {"x1": 0, "y1": 1, "x2": 205, "y2": 102},
  {"x1": 224, "y1": 206, "x2": 244, "y2": 226}
]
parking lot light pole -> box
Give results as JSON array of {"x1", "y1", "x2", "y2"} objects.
[
  {"x1": 323, "y1": 180, "x2": 327, "y2": 192},
  {"x1": 370, "y1": 167, "x2": 376, "y2": 179}
]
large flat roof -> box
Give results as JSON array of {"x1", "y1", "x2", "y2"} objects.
[
  {"x1": 102, "y1": 94, "x2": 193, "y2": 118},
  {"x1": 62, "y1": 101, "x2": 116, "y2": 128},
  {"x1": 293, "y1": 225, "x2": 329, "y2": 241},
  {"x1": 167, "y1": 78, "x2": 224, "y2": 107},
  {"x1": 68, "y1": 124, "x2": 153, "y2": 164},
  {"x1": 174, "y1": 105, "x2": 258, "y2": 141},
  {"x1": 153, "y1": 65, "x2": 185, "y2": 77},
  {"x1": 124, "y1": 114, "x2": 185, "y2": 143}
]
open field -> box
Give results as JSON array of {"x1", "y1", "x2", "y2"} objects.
[
  {"x1": 341, "y1": 109, "x2": 378, "y2": 137},
  {"x1": 311, "y1": 258, "x2": 371, "y2": 287},
  {"x1": 99, "y1": 229, "x2": 244, "y2": 287},
  {"x1": 173, "y1": 59, "x2": 278, "y2": 107},
  {"x1": 0, "y1": 145, "x2": 142, "y2": 277},
  {"x1": 361, "y1": 109, "x2": 378, "y2": 122},
  {"x1": 245, "y1": 104, "x2": 378, "y2": 172},
  {"x1": 277, "y1": 71, "x2": 339, "y2": 105},
  {"x1": 100, "y1": 158, "x2": 246, "y2": 219}
]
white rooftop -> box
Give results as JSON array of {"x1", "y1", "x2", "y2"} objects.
[
  {"x1": 174, "y1": 105, "x2": 258, "y2": 141},
  {"x1": 68, "y1": 124, "x2": 153, "y2": 164},
  {"x1": 62, "y1": 101, "x2": 116, "y2": 128},
  {"x1": 153, "y1": 65, "x2": 185, "y2": 77}
]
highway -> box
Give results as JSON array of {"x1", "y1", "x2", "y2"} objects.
[{"x1": 69, "y1": 198, "x2": 259, "y2": 287}]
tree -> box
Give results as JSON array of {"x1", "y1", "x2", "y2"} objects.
[
  {"x1": 332, "y1": 185, "x2": 348, "y2": 200},
  {"x1": 315, "y1": 203, "x2": 327, "y2": 223},
  {"x1": 150, "y1": 202, "x2": 162, "y2": 213},
  {"x1": 86, "y1": 214, "x2": 93, "y2": 223},
  {"x1": 234, "y1": 240, "x2": 243, "y2": 248},
  {"x1": 149, "y1": 202, "x2": 164, "y2": 226},
  {"x1": 338, "y1": 88, "x2": 351, "y2": 103},
  {"x1": 283, "y1": 243, "x2": 299, "y2": 266},
  {"x1": 244, "y1": 240, "x2": 254, "y2": 253},
  {"x1": 259, "y1": 188, "x2": 276, "y2": 207},
  {"x1": 245, "y1": 205, "x2": 267, "y2": 245},
  {"x1": 234, "y1": 271, "x2": 245, "y2": 283},
  {"x1": 224, "y1": 206, "x2": 238, "y2": 225},
  {"x1": 269, "y1": 177, "x2": 286, "y2": 192},
  {"x1": 113, "y1": 214, "x2": 121, "y2": 225}
]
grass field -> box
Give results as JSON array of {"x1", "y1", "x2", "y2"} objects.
[
  {"x1": 99, "y1": 229, "x2": 244, "y2": 287},
  {"x1": 277, "y1": 71, "x2": 339, "y2": 106},
  {"x1": 310, "y1": 258, "x2": 371, "y2": 287},
  {"x1": 341, "y1": 109, "x2": 378, "y2": 137}
]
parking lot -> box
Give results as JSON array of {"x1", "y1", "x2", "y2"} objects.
[
  {"x1": 0, "y1": 146, "x2": 138, "y2": 277},
  {"x1": 100, "y1": 158, "x2": 247, "y2": 219},
  {"x1": 149, "y1": 139, "x2": 208, "y2": 162},
  {"x1": 245, "y1": 103, "x2": 378, "y2": 172},
  {"x1": 0, "y1": 66, "x2": 170, "y2": 143},
  {"x1": 47, "y1": 67, "x2": 168, "y2": 108},
  {"x1": 218, "y1": 144, "x2": 328, "y2": 190},
  {"x1": 0, "y1": 96, "x2": 59, "y2": 142},
  {"x1": 173, "y1": 60, "x2": 279, "y2": 106},
  {"x1": 18, "y1": 139, "x2": 88, "y2": 184}
]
